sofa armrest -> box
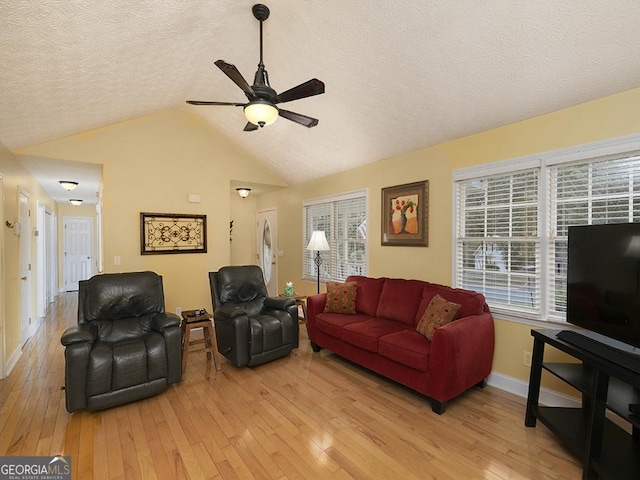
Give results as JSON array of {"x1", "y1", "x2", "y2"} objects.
[
  {"x1": 305, "y1": 293, "x2": 327, "y2": 343},
  {"x1": 428, "y1": 312, "x2": 495, "y2": 402}
]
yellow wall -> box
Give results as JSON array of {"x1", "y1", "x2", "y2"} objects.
[
  {"x1": 17, "y1": 110, "x2": 287, "y2": 314},
  {"x1": 258, "y1": 86, "x2": 640, "y2": 387},
  {"x1": 0, "y1": 141, "x2": 57, "y2": 366},
  {"x1": 10, "y1": 86, "x2": 640, "y2": 393}
]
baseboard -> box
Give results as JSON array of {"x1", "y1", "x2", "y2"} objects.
[
  {"x1": 3, "y1": 346, "x2": 22, "y2": 379},
  {"x1": 487, "y1": 371, "x2": 580, "y2": 408}
]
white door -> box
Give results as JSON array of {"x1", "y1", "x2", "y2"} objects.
[
  {"x1": 36, "y1": 202, "x2": 46, "y2": 319},
  {"x1": 46, "y1": 210, "x2": 57, "y2": 304},
  {"x1": 64, "y1": 217, "x2": 93, "y2": 291},
  {"x1": 0, "y1": 173, "x2": 5, "y2": 377},
  {"x1": 257, "y1": 209, "x2": 277, "y2": 296},
  {"x1": 18, "y1": 188, "x2": 31, "y2": 344}
]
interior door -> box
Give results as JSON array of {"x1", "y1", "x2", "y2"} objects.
[
  {"x1": 257, "y1": 209, "x2": 277, "y2": 296},
  {"x1": 18, "y1": 188, "x2": 31, "y2": 343},
  {"x1": 64, "y1": 216, "x2": 93, "y2": 291}
]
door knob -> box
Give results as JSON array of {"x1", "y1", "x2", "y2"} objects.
[{"x1": 20, "y1": 276, "x2": 27, "y2": 280}]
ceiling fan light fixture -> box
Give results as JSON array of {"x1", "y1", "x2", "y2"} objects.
[
  {"x1": 236, "y1": 187, "x2": 251, "y2": 198},
  {"x1": 70, "y1": 199, "x2": 83, "y2": 206},
  {"x1": 244, "y1": 100, "x2": 278, "y2": 127},
  {"x1": 59, "y1": 180, "x2": 78, "y2": 191}
]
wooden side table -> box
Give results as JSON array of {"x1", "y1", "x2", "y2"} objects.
[
  {"x1": 180, "y1": 309, "x2": 221, "y2": 372},
  {"x1": 279, "y1": 294, "x2": 308, "y2": 322}
]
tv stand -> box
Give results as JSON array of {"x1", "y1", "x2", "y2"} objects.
[
  {"x1": 526, "y1": 329, "x2": 640, "y2": 479},
  {"x1": 556, "y1": 329, "x2": 640, "y2": 373}
]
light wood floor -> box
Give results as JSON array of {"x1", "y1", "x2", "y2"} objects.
[{"x1": 0, "y1": 293, "x2": 582, "y2": 479}]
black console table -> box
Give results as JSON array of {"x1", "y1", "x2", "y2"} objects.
[{"x1": 525, "y1": 329, "x2": 640, "y2": 480}]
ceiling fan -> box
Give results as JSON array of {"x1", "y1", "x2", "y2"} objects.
[{"x1": 187, "y1": 4, "x2": 325, "y2": 131}]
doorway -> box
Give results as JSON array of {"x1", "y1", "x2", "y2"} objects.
[
  {"x1": 63, "y1": 216, "x2": 94, "y2": 291},
  {"x1": 36, "y1": 202, "x2": 57, "y2": 319},
  {"x1": 0, "y1": 173, "x2": 5, "y2": 377},
  {"x1": 18, "y1": 188, "x2": 31, "y2": 344},
  {"x1": 257, "y1": 209, "x2": 277, "y2": 296}
]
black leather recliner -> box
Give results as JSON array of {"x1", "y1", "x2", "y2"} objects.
[
  {"x1": 209, "y1": 265, "x2": 299, "y2": 367},
  {"x1": 60, "y1": 271, "x2": 182, "y2": 412}
]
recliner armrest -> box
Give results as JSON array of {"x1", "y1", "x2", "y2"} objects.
[
  {"x1": 152, "y1": 312, "x2": 181, "y2": 331},
  {"x1": 215, "y1": 303, "x2": 248, "y2": 319},
  {"x1": 264, "y1": 296, "x2": 295, "y2": 311},
  {"x1": 61, "y1": 324, "x2": 97, "y2": 346}
]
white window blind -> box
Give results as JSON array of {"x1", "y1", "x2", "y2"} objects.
[
  {"x1": 456, "y1": 170, "x2": 541, "y2": 317},
  {"x1": 303, "y1": 190, "x2": 368, "y2": 283},
  {"x1": 454, "y1": 134, "x2": 640, "y2": 323},
  {"x1": 547, "y1": 153, "x2": 640, "y2": 318}
]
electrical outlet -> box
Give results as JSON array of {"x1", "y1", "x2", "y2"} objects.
[{"x1": 523, "y1": 351, "x2": 532, "y2": 367}]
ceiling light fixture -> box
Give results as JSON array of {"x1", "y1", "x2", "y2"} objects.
[
  {"x1": 59, "y1": 180, "x2": 78, "y2": 191},
  {"x1": 236, "y1": 187, "x2": 252, "y2": 199},
  {"x1": 70, "y1": 199, "x2": 83, "y2": 206},
  {"x1": 244, "y1": 100, "x2": 279, "y2": 127}
]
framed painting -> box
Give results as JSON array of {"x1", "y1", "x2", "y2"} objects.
[
  {"x1": 381, "y1": 180, "x2": 428, "y2": 246},
  {"x1": 140, "y1": 212, "x2": 207, "y2": 254}
]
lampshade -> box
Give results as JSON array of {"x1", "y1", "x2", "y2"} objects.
[
  {"x1": 236, "y1": 187, "x2": 251, "y2": 198},
  {"x1": 70, "y1": 199, "x2": 83, "y2": 206},
  {"x1": 244, "y1": 100, "x2": 279, "y2": 127},
  {"x1": 59, "y1": 180, "x2": 78, "y2": 191},
  {"x1": 306, "y1": 231, "x2": 330, "y2": 251}
]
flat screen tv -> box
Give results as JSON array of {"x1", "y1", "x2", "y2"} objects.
[{"x1": 566, "y1": 222, "x2": 640, "y2": 350}]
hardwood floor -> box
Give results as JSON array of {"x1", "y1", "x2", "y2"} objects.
[{"x1": 0, "y1": 293, "x2": 582, "y2": 479}]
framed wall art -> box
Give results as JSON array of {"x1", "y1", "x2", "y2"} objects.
[
  {"x1": 140, "y1": 212, "x2": 207, "y2": 254},
  {"x1": 381, "y1": 180, "x2": 428, "y2": 246}
]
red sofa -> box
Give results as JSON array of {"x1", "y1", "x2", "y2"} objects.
[{"x1": 306, "y1": 276, "x2": 495, "y2": 414}]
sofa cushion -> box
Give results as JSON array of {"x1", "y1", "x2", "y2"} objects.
[
  {"x1": 376, "y1": 279, "x2": 425, "y2": 325},
  {"x1": 415, "y1": 284, "x2": 486, "y2": 324},
  {"x1": 342, "y1": 318, "x2": 409, "y2": 352},
  {"x1": 416, "y1": 294, "x2": 461, "y2": 340},
  {"x1": 315, "y1": 312, "x2": 372, "y2": 339},
  {"x1": 324, "y1": 281, "x2": 358, "y2": 314},
  {"x1": 379, "y1": 329, "x2": 431, "y2": 372},
  {"x1": 346, "y1": 276, "x2": 386, "y2": 316}
]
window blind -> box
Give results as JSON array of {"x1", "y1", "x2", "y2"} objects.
[
  {"x1": 303, "y1": 190, "x2": 368, "y2": 283},
  {"x1": 456, "y1": 170, "x2": 541, "y2": 317}
]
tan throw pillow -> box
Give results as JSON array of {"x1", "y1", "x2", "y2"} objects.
[
  {"x1": 416, "y1": 294, "x2": 461, "y2": 340},
  {"x1": 324, "y1": 281, "x2": 358, "y2": 314}
]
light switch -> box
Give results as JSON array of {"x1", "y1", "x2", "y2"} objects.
[{"x1": 114, "y1": 256, "x2": 121, "y2": 265}]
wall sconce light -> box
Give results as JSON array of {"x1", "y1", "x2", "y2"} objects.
[
  {"x1": 236, "y1": 187, "x2": 251, "y2": 199},
  {"x1": 70, "y1": 199, "x2": 83, "y2": 206},
  {"x1": 59, "y1": 180, "x2": 78, "y2": 191}
]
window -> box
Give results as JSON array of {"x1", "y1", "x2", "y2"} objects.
[
  {"x1": 454, "y1": 134, "x2": 640, "y2": 323},
  {"x1": 303, "y1": 189, "x2": 368, "y2": 283}
]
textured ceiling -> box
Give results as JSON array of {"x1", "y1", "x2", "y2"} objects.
[{"x1": 2, "y1": 0, "x2": 640, "y2": 197}]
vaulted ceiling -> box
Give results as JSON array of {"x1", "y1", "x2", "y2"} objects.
[{"x1": 2, "y1": 1, "x2": 640, "y2": 200}]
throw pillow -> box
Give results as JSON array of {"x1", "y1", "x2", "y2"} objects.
[
  {"x1": 416, "y1": 294, "x2": 461, "y2": 340},
  {"x1": 324, "y1": 281, "x2": 358, "y2": 314}
]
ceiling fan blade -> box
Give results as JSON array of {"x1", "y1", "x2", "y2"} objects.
[
  {"x1": 186, "y1": 100, "x2": 245, "y2": 106},
  {"x1": 215, "y1": 60, "x2": 255, "y2": 98},
  {"x1": 274, "y1": 79, "x2": 325, "y2": 104},
  {"x1": 278, "y1": 109, "x2": 319, "y2": 128},
  {"x1": 243, "y1": 122, "x2": 259, "y2": 132}
]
